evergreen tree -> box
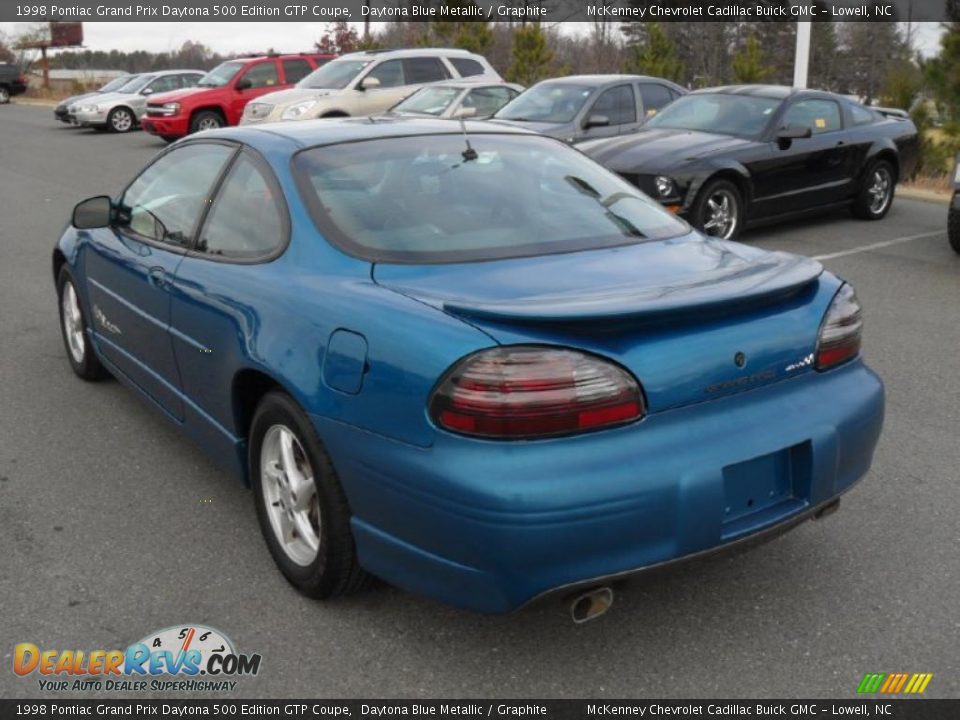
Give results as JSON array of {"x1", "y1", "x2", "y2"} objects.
[
  {"x1": 624, "y1": 23, "x2": 684, "y2": 83},
  {"x1": 505, "y1": 24, "x2": 554, "y2": 85},
  {"x1": 731, "y1": 34, "x2": 772, "y2": 83}
]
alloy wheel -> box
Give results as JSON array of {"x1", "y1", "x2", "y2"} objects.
[
  {"x1": 702, "y1": 189, "x2": 739, "y2": 240},
  {"x1": 868, "y1": 167, "x2": 892, "y2": 215},
  {"x1": 260, "y1": 425, "x2": 321, "y2": 567},
  {"x1": 111, "y1": 109, "x2": 133, "y2": 132},
  {"x1": 61, "y1": 281, "x2": 86, "y2": 364},
  {"x1": 0, "y1": 87, "x2": 10, "y2": 104},
  {"x1": 196, "y1": 116, "x2": 222, "y2": 131}
]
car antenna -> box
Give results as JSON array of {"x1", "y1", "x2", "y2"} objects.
[{"x1": 459, "y1": 117, "x2": 478, "y2": 162}]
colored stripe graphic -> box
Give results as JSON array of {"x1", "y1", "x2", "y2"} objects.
[{"x1": 857, "y1": 673, "x2": 932, "y2": 694}]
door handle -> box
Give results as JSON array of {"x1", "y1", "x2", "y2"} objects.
[{"x1": 147, "y1": 267, "x2": 167, "y2": 289}]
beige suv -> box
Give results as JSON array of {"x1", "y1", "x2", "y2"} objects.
[{"x1": 240, "y1": 48, "x2": 501, "y2": 125}]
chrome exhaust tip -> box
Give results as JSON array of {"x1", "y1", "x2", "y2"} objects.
[
  {"x1": 569, "y1": 587, "x2": 614, "y2": 623},
  {"x1": 813, "y1": 498, "x2": 841, "y2": 520}
]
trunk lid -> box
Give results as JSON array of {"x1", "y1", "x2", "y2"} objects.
[{"x1": 373, "y1": 234, "x2": 832, "y2": 412}]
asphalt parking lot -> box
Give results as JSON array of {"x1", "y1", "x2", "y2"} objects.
[{"x1": 1, "y1": 102, "x2": 958, "y2": 699}]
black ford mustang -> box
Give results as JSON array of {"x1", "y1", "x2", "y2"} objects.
[{"x1": 581, "y1": 85, "x2": 919, "y2": 240}]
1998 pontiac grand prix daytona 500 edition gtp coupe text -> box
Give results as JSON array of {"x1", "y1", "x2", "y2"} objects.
[{"x1": 54, "y1": 118, "x2": 883, "y2": 616}]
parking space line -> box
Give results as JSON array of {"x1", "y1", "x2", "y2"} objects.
[{"x1": 813, "y1": 230, "x2": 945, "y2": 261}]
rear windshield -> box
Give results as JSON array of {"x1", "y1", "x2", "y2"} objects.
[{"x1": 293, "y1": 134, "x2": 687, "y2": 264}]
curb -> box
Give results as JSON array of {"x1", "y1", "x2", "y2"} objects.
[
  {"x1": 899, "y1": 185, "x2": 951, "y2": 205},
  {"x1": 13, "y1": 98, "x2": 60, "y2": 108}
]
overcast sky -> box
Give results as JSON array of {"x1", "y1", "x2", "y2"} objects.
[{"x1": 0, "y1": 21, "x2": 946, "y2": 58}]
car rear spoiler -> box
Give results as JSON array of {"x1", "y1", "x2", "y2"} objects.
[{"x1": 874, "y1": 106, "x2": 910, "y2": 120}]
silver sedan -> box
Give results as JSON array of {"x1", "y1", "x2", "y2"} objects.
[{"x1": 71, "y1": 70, "x2": 203, "y2": 133}]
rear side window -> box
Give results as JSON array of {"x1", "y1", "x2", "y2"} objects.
[
  {"x1": 121, "y1": 143, "x2": 235, "y2": 247},
  {"x1": 638, "y1": 84, "x2": 674, "y2": 118},
  {"x1": 282, "y1": 59, "x2": 312, "y2": 84},
  {"x1": 590, "y1": 85, "x2": 637, "y2": 125},
  {"x1": 198, "y1": 154, "x2": 286, "y2": 259},
  {"x1": 851, "y1": 104, "x2": 877, "y2": 125},
  {"x1": 450, "y1": 57, "x2": 485, "y2": 78},
  {"x1": 241, "y1": 61, "x2": 279, "y2": 89},
  {"x1": 293, "y1": 134, "x2": 686, "y2": 264},
  {"x1": 404, "y1": 57, "x2": 450, "y2": 84}
]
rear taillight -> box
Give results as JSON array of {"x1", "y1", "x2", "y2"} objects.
[
  {"x1": 815, "y1": 284, "x2": 862, "y2": 371},
  {"x1": 429, "y1": 346, "x2": 645, "y2": 439}
]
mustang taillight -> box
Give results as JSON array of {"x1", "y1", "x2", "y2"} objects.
[
  {"x1": 816, "y1": 284, "x2": 862, "y2": 371},
  {"x1": 429, "y1": 346, "x2": 645, "y2": 439}
]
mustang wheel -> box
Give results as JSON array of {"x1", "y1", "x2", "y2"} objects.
[
  {"x1": 949, "y1": 197, "x2": 960, "y2": 255},
  {"x1": 190, "y1": 111, "x2": 224, "y2": 133},
  {"x1": 692, "y1": 178, "x2": 742, "y2": 240},
  {"x1": 57, "y1": 268, "x2": 107, "y2": 381},
  {"x1": 108, "y1": 107, "x2": 135, "y2": 133},
  {"x1": 852, "y1": 160, "x2": 895, "y2": 220},
  {"x1": 250, "y1": 391, "x2": 369, "y2": 598}
]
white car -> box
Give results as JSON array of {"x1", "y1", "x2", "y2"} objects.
[
  {"x1": 71, "y1": 70, "x2": 204, "y2": 133},
  {"x1": 387, "y1": 80, "x2": 524, "y2": 120},
  {"x1": 241, "y1": 48, "x2": 500, "y2": 125}
]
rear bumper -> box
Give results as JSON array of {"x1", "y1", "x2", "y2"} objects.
[
  {"x1": 312, "y1": 360, "x2": 884, "y2": 614},
  {"x1": 141, "y1": 114, "x2": 189, "y2": 138}
]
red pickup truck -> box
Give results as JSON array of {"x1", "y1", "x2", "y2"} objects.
[{"x1": 142, "y1": 52, "x2": 334, "y2": 141}]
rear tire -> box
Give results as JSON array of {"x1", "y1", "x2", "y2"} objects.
[
  {"x1": 250, "y1": 391, "x2": 370, "y2": 599},
  {"x1": 57, "y1": 267, "x2": 108, "y2": 381},
  {"x1": 949, "y1": 199, "x2": 960, "y2": 255},
  {"x1": 691, "y1": 178, "x2": 743, "y2": 240},
  {"x1": 189, "y1": 110, "x2": 224, "y2": 134},
  {"x1": 852, "y1": 159, "x2": 895, "y2": 220}
]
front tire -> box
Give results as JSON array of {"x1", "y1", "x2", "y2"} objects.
[
  {"x1": 852, "y1": 160, "x2": 895, "y2": 220},
  {"x1": 691, "y1": 178, "x2": 743, "y2": 240},
  {"x1": 57, "y1": 267, "x2": 107, "y2": 381},
  {"x1": 949, "y1": 197, "x2": 960, "y2": 255},
  {"x1": 0, "y1": 86, "x2": 10, "y2": 104},
  {"x1": 189, "y1": 110, "x2": 224, "y2": 134},
  {"x1": 250, "y1": 391, "x2": 369, "y2": 599},
  {"x1": 107, "y1": 107, "x2": 135, "y2": 133}
]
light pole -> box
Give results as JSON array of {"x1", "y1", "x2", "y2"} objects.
[{"x1": 793, "y1": 11, "x2": 812, "y2": 88}]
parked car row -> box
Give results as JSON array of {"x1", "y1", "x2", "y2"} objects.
[{"x1": 48, "y1": 48, "x2": 918, "y2": 241}]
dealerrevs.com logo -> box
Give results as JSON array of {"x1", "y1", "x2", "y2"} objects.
[{"x1": 13, "y1": 624, "x2": 262, "y2": 693}]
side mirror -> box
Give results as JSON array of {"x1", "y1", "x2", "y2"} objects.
[
  {"x1": 584, "y1": 114, "x2": 610, "y2": 129},
  {"x1": 235, "y1": 77, "x2": 252, "y2": 91},
  {"x1": 359, "y1": 76, "x2": 380, "y2": 91},
  {"x1": 73, "y1": 196, "x2": 112, "y2": 230},
  {"x1": 141, "y1": 87, "x2": 154, "y2": 96},
  {"x1": 452, "y1": 106, "x2": 477, "y2": 119},
  {"x1": 777, "y1": 124, "x2": 813, "y2": 141}
]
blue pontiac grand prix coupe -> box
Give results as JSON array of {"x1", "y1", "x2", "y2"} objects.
[{"x1": 54, "y1": 118, "x2": 883, "y2": 617}]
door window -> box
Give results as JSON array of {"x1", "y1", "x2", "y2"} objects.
[
  {"x1": 179, "y1": 73, "x2": 203, "y2": 89},
  {"x1": 282, "y1": 59, "x2": 312, "y2": 84},
  {"x1": 782, "y1": 99, "x2": 842, "y2": 134},
  {"x1": 589, "y1": 85, "x2": 637, "y2": 125},
  {"x1": 240, "y1": 61, "x2": 279, "y2": 89},
  {"x1": 638, "y1": 83, "x2": 674, "y2": 118},
  {"x1": 120, "y1": 143, "x2": 235, "y2": 247},
  {"x1": 197, "y1": 154, "x2": 286, "y2": 259},
  {"x1": 403, "y1": 57, "x2": 450, "y2": 84},
  {"x1": 147, "y1": 75, "x2": 180, "y2": 94},
  {"x1": 366, "y1": 60, "x2": 404, "y2": 88}
]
